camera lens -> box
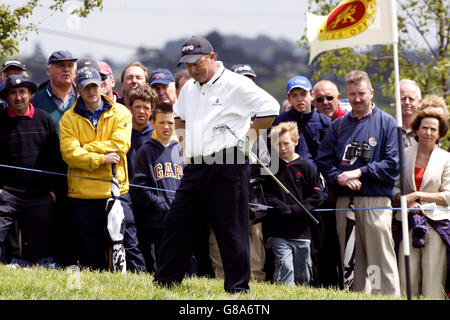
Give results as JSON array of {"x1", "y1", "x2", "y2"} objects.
[{"x1": 361, "y1": 142, "x2": 371, "y2": 162}]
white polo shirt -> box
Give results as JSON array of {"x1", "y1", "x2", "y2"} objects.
[{"x1": 174, "y1": 62, "x2": 279, "y2": 158}]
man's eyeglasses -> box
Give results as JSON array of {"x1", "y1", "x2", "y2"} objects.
[
  {"x1": 101, "y1": 74, "x2": 109, "y2": 81},
  {"x1": 315, "y1": 96, "x2": 335, "y2": 103}
]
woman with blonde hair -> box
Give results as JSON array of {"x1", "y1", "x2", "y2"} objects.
[{"x1": 394, "y1": 104, "x2": 450, "y2": 299}]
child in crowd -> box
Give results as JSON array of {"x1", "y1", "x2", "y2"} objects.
[
  {"x1": 263, "y1": 121, "x2": 322, "y2": 285},
  {"x1": 131, "y1": 102, "x2": 187, "y2": 272}
]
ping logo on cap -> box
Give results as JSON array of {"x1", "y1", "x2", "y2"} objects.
[{"x1": 182, "y1": 45, "x2": 195, "y2": 52}]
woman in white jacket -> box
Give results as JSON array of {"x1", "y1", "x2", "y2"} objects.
[{"x1": 394, "y1": 99, "x2": 450, "y2": 299}]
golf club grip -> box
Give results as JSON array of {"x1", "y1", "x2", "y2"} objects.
[{"x1": 112, "y1": 163, "x2": 117, "y2": 176}]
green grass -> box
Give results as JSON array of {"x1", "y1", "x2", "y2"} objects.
[{"x1": 0, "y1": 265, "x2": 403, "y2": 300}]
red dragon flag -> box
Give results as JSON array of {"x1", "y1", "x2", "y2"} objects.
[{"x1": 307, "y1": 0, "x2": 397, "y2": 64}]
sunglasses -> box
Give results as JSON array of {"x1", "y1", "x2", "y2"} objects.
[{"x1": 315, "y1": 96, "x2": 335, "y2": 103}]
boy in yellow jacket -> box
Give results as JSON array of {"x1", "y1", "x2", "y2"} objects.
[{"x1": 59, "y1": 66, "x2": 145, "y2": 271}]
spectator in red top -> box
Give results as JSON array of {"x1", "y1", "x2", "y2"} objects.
[
  {"x1": 99, "y1": 61, "x2": 122, "y2": 103},
  {"x1": 313, "y1": 80, "x2": 346, "y2": 121}
]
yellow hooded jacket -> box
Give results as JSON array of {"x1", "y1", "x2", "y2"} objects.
[{"x1": 59, "y1": 94, "x2": 132, "y2": 199}]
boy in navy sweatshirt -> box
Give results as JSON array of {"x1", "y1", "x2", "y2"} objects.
[
  {"x1": 263, "y1": 121, "x2": 322, "y2": 286},
  {"x1": 131, "y1": 102, "x2": 184, "y2": 272}
]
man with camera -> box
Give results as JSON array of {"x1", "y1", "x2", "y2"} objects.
[{"x1": 316, "y1": 70, "x2": 400, "y2": 297}]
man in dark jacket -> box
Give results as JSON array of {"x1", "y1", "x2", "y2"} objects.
[
  {"x1": 316, "y1": 70, "x2": 400, "y2": 297},
  {"x1": 271, "y1": 76, "x2": 331, "y2": 170},
  {"x1": 0, "y1": 74, "x2": 64, "y2": 265}
]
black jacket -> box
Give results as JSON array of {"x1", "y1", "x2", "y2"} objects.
[{"x1": 263, "y1": 156, "x2": 323, "y2": 240}]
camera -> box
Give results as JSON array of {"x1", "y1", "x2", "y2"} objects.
[
  {"x1": 344, "y1": 140, "x2": 359, "y2": 160},
  {"x1": 360, "y1": 142, "x2": 371, "y2": 162},
  {"x1": 344, "y1": 140, "x2": 371, "y2": 162}
]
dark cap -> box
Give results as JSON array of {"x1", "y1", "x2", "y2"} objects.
[
  {"x1": 231, "y1": 64, "x2": 256, "y2": 78},
  {"x1": 149, "y1": 68, "x2": 175, "y2": 86},
  {"x1": 0, "y1": 74, "x2": 37, "y2": 98},
  {"x1": 177, "y1": 36, "x2": 213, "y2": 67},
  {"x1": 75, "y1": 67, "x2": 102, "y2": 89},
  {"x1": 48, "y1": 50, "x2": 78, "y2": 65},
  {"x1": 77, "y1": 58, "x2": 99, "y2": 72},
  {"x1": 1, "y1": 60, "x2": 27, "y2": 73}
]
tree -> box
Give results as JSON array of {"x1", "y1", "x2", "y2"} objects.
[
  {"x1": 299, "y1": 0, "x2": 449, "y2": 101},
  {"x1": 0, "y1": 0, "x2": 103, "y2": 56}
]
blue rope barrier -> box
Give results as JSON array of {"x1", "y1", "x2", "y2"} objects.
[{"x1": 2, "y1": 163, "x2": 448, "y2": 212}]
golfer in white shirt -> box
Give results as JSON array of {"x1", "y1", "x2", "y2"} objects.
[{"x1": 154, "y1": 36, "x2": 279, "y2": 293}]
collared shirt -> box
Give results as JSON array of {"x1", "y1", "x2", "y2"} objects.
[
  {"x1": 8, "y1": 103, "x2": 35, "y2": 119},
  {"x1": 402, "y1": 128, "x2": 417, "y2": 148},
  {"x1": 350, "y1": 103, "x2": 374, "y2": 120},
  {"x1": 174, "y1": 61, "x2": 279, "y2": 157},
  {"x1": 46, "y1": 82, "x2": 77, "y2": 114},
  {"x1": 76, "y1": 99, "x2": 104, "y2": 129}
]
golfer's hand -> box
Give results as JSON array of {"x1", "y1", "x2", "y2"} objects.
[{"x1": 104, "y1": 152, "x2": 120, "y2": 164}]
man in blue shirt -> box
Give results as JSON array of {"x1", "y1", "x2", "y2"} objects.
[{"x1": 316, "y1": 70, "x2": 400, "y2": 297}]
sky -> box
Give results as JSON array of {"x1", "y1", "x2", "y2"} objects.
[{"x1": 6, "y1": 0, "x2": 309, "y2": 63}]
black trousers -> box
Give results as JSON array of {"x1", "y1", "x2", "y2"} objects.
[
  {"x1": 0, "y1": 190, "x2": 55, "y2": 263},
  {"x1": 67, "y1": 193, "x2": 146, "y2": 272},
  {"x1": 155, "y1": 154, "x2": 251, "y2": 293}
]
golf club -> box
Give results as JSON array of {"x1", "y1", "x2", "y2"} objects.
[{"x1": 213, "y1": 124, "x2": 320, "y2": 226}]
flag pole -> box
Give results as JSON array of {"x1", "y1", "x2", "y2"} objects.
[{"x1": 391, "y1": 0, "x2": 412, "y2": 300}]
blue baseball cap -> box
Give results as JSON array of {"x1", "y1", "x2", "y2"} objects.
[
  {"x1": 149, "y1": 68, "x2": 175, "y2": 86},
  {"x1": 48, "y1": 50, "x2": 78, "y2": 65},
  {"x1": 286, "y1": 76, "x2": 312, "y2": 94},
  {"x1": 75, "y1": 67, "x2": 102, "y2": 89}
]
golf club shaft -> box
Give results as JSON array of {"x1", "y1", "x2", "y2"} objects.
[
  {"x1": 250, "y1": 150, "x2": 320, "y2": 226},
  {"x1": 219, "y1": 124, "x2": 319, "y2": 225}
]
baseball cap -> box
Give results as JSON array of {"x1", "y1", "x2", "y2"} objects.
[
  {"x1": 77, "y1": 58, "x2": 99, "y2": 72},
  {"x1": 98, "y1": 61, "x2": 113, "y2": 76},
  {"x1": 149, "y1": 68, "x2": 175, "y2": 86},
  {"x1": 286, "y1": 76, "x2": 312, "y2": 94},
  {"x1": 1, "y1": 60, "x2": 27, "y2": 73},
  {"x1": 177, "y1": 36, "x2": 213, "y2": 67},
  {"x1": 0, "y1": 74, "x2": 37, "y2": 98},
  {"x1": 231, "y1": 64, "x2": 256, "y2": 78},
  {"x1": 75, "y1": 67, "x2": 102, "y2": 89},
  {"x1": 48, "y1": 50, "x2": 78, "y2": 65}
]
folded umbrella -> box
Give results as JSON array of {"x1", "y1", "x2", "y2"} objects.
[
  {"x1": 343, "y1": 194, "x2": 356, "y2": 289},
  {"x1": 106, "y1": 164, "x2": 126, "y2": 274}
]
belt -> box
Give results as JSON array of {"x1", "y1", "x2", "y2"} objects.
[{"x1": 189, "y1": 146, "x2": 248, "y2": 165}]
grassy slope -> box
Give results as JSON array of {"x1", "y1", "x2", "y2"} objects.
[{"x1": 0, "y1": 265, "x2": 401, "y2": 300}]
